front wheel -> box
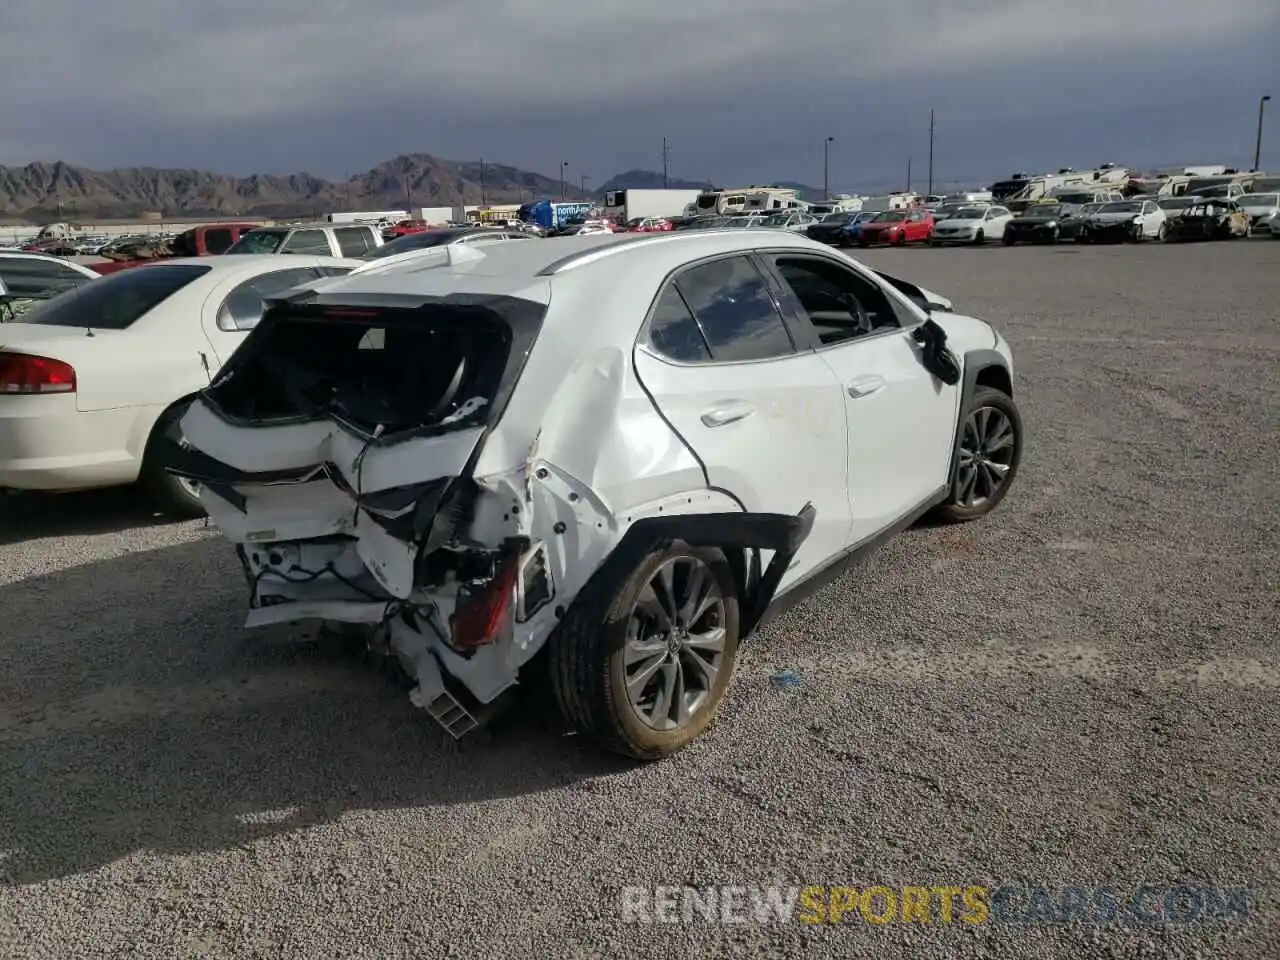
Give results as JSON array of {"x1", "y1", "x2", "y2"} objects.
[
  {"x1": 932, "y1": 387, "x2": 1023, "y2": 524},
  {"x1": 972, "y1": 229, "x2": 985, "y2": 245},
  {"x1": 1002, "y1": 234, "x2": 1015, "y2": 246},
  {"x1": 548, "y1": 545, "x2": 740, "y2": 760},
  {"x1": 1155, "y1": 223, "x2": 1167, "y2": 241},
  {"x1": 894, "y1": 232, "x2": 906, "y2": 246}
]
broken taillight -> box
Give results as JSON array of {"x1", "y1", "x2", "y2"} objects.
[{"x1": 448, "y1": 555, "x2": 520, "y2": 649}]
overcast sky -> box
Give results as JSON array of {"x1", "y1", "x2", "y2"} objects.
[{"x1": 1, "y1": 0, "x2": 1276, "y2": 192}]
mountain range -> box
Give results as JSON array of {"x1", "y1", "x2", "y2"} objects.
[{"x1": 0, "y1": 155, "x2": 821, "y2": 222}]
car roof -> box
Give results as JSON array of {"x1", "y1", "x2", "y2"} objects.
[
  {"x1": 95, "y1": 254, "x2": 365, "y2": 279},
  {"x1": 252, "y1": 221, "x2": 374, "y2": 231},
  {"x1": 293, "y1": 230, "x2": 859, "y2": 305}
]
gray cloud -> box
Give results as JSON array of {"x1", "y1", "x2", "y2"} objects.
[{"x1": 1, "y1": 0, "x2": 1276, "y2": 188}]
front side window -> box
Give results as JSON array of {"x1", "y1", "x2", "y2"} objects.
[
  {"x1": 216, "y1": 267, "x2": 338, "y2": 331},
  {"x1": 225, "y1": 230, "x2": 286, "y2": 254},
  {"x1": 673, "y1": 256, "x2": 794, "y2": 362},
  {"x1": 770, "y1": 256, "x2": 900, "y2": 347},
  {"x1": 19, "y1": 263, "x2": 211, "y2": 330},
  {"x1": 279, "y1": 230, "x2": 332, "y2": 255}
]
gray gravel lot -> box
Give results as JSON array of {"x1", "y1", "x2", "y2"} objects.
[{"x1": 1, "y1": 239, "x2": 1278, "y2": 959}]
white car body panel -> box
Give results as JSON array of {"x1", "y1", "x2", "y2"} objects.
[
  {"x1": 0, "y1": 255, "x2": 363, "y2": 491},
  {"x1": 174, "y1": 232, "x2": 1015, "y2": 730}
]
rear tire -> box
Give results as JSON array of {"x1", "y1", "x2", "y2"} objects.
[
  {"x1": 932, "y1": 387, "x2": 1023, "y2": 524},
  {"x1": 548, "y1": 544, "x2": 740, "y2": 760},
  {"x1": 140, "y1": 401, "x2": 205, "y2": 519}
]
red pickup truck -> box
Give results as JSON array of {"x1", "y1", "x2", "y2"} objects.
[{"x1": 89, "y1": 223, "x2": 262, "y2": 275}]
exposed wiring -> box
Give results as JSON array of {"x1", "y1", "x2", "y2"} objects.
[{"x1": 350, "y1": 424, "x2": 384, "y2": 526}]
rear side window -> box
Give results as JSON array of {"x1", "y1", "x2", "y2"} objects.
[
  {"x1": 20, "y1": 264, "x2": 211, "y2": 330},
  {"x1": 647, "y1": 285, "x2": 711, "y2": 362},
  {"x1": 280, "y1": 230, "x2": 331, "y2": 255},
  {"x1": 203, "y1": 228, "x2": 235, "y2": 254},
  {"x1": 674, "y1": 256, "x2": 794, "y2": 362},
  {"x1": 0, "y1": 256, "x2": 92, "y2": 300},
  {"x1": 217, "y1": 267, "x2": 334, "y2": 331},
  {"x1": 334, "y1": 227, "x2": 374, "y2": 257}
]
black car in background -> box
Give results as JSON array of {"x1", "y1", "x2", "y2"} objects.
[{"x1": 1002, "y1": 202, "x2": 1079, "y2": 245}]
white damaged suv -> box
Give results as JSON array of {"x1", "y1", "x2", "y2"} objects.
[{"x1": 163, "y1": 231, "x2": 1023, "y2": 759}]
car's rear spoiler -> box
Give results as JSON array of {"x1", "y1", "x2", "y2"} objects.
[{"x1": 872, "y1": 270, "x2": 953, "y2": 314}]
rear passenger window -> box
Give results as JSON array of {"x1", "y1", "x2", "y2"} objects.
[
  {"x1": 280, "y1": 230, "x2": 331, "y2": 255},
  {"x1": 647, "y1": 285, "x2": 711, "y2": 362},
  {"x1": 334, "y1": 228, "x2": 373, "y2": 257},
  {"x1": 674, "y1": 256, "x2": 794, "y2": 362},
  {"x1": 203, "y1": 228, "x2": 235, "y2": 254}
]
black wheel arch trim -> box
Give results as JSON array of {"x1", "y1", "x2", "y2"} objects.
[
  {"x1": 559, "y1": 503, "x2": 816, "y2": 641},
  {"x1": 946, "y1": 348, "x2": 1013, "y2": 492}
]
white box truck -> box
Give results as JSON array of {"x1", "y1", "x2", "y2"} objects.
[{"x1": 604, "y1": 189, "x2": 703, "y2": 223}]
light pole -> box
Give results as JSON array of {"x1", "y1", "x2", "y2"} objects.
[
  {"x1": 581, "y1": 174, "x2": 591, "y2": 196},
  {"x1": 662, "y1": 137, "x2": 670, "y2": 188},
  {"x1": 1255, "y1": 95, "x2": 1272, "y2": 171},
  {"x1": 927, "y1": 109, "x2": 935, "y2": 198},
  {"x1": 560, "y1": 161, "x2": 568, "y2": 201},
  {"x1": 906, "y1": 158, "x2": 912, "y2": 193},
  {"x1": 479, "y1": 158, "x2": 486, "y2": 207},
  {"x1": 823, "y1": 136, "x2": 834, "y2": 200}
]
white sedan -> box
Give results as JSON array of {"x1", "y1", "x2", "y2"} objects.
[
  {"x1": 0, "y1": 252, "x2": 100, "y2": 320},
  {"x1": 929, "y1": 205, "x2": 1013, "y2": 244},
  {"x1": 172, "y1": 231, "x2": 1022, "y2": 759},
  {"x1": 0, "y1": 254, "x2": 361, "y2": 514}
]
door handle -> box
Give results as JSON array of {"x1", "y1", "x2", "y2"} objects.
[
  {"x1": 700, "y1": 401, "x2": 755, "y2": 427},
  {"x1": 847, "y1": 375, "x2": 886, "y2": 399}
]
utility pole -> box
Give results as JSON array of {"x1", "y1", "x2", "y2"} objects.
[
  {"x1": 906, "y1": 159, "x2": 912, "y2": 193},
  {"x1": 662, "y1": 137, "x2": 670, "y2": 188},
  {"x1": 479, "y1": 158, "x2": 486, "y2": 207},
  {"x1": 1255, "y1": 95, "x2": 1272, "y2": 171},
  {"x1": 927, "y1": 109, "x2": 935, "y2": 198},
  {"x1": 405, "y1": 181, "x2": 413, "y2": 215},
  {"x1": 823, "y1": 136, "x2": 834, "y2": 200},
  {"x1": 580, "y1": 174, "x2": 590, "y2": 196},
  {"x1": 560, "y1": 161, "x2": 568, "y2": 202}
]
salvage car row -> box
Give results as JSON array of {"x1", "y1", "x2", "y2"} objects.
[{"x1": 798, "y1": 194, "x2": 1280, "y2": 247}]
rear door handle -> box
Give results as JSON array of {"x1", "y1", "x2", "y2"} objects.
[
  {"x1": 701, "y1": 400, "x2": 755, "y2": 427},
  {"x1": 847, "y1": 375, "x2": 886, "y2": 399}
]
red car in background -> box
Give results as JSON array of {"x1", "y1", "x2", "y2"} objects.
[
  {"x1": 625, "y1": 217, "x2": 673, "y2": 233},
  {"x1": 858, "y1": 209, "x2": 935, "y2": 247},
  {"x1": 384, "y1": 219, "x2": 431, "y2": 238}
]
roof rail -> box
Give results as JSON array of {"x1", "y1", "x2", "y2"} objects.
[
  {"x1": 347, "y1": 242, "x2": 487, "y2": 276},
  {"x1": 535, "y1": 229, "x2": 760, "y2": 276}
]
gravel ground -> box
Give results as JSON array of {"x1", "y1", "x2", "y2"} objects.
[{"x1": 1, "y1": 239, "x2": 1278, "y2": 959}]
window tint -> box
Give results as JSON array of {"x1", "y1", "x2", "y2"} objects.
[
  {"x1": 280, "y1": 230, "x2": 331, "y2": 255},
  {"x1": 203, "y1": 228, "x2": 236, "y2": 254},
  {"x1": 647, "y1": 284, "x2": 711, "y2": 362},
  {"x1": 217, "y1": 267, "x2": 330, "y2": 332},
  {"x1": 771, "y1": 256, "x2": 900, "y2": 347},
  {"x1": 225, "y1": 230, "x2": 285, "y2": 254},
  {"x1": 334, "y1": 227, "x2": 373, "y2": 257},
  {"x1": 674, "y1": 256, "x2": 793, "y2": 362},
  {"x1": 20, "y1": 264, "x2": 211, "y2": 330},
  {"x1": 0, "y1": 256, "x2": 92, "y2": 300}
]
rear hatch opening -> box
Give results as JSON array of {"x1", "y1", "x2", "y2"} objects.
[{"x1": 202, "y1": 299, "x2": 536, "y2": 441}]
